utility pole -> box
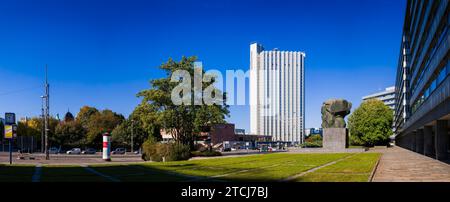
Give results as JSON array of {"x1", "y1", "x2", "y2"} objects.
[
  {"x1": 131, "y1": 120, "x2": 134, "y2": 153},
  {"x1": 44, "y1": 65, "x2": 50, "y2": 160}
]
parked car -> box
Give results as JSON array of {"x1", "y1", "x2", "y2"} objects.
[
  {"x1": 82, "y1": 148, "x2": 97, "y2": 154},
  {"x1": 49, "y1": 147, "x2": 60, "y2": 154},
  {"x1": 111, "y1": 148, "x2": 126, "y2": 155},
  {"x1": 66, "y1": 148, "x2": 81, "y2": 155}
]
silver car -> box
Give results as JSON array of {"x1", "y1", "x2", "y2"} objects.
[{"x1": 66, "y1": 148, "x2": 81, "y2": 154}]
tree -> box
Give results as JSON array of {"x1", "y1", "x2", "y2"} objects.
[
  {"x1": 111, "y1": 118, "x2": 148, "y2": 150},
  {"x1": 85, "y1": 109, "x2": 124, "y2": 147},
  {"x1": 55, "y1": 121, "x2": 86, "y2": 148},
  {"x1": 137, "y1": 56, "x2": 229, "y2": 149},
  {"x1": 76, "y1": 106, "x2": 99, "y2": 127},
  {"x1": 348, "y1": 99, "x2": 393, "y2": 146}
]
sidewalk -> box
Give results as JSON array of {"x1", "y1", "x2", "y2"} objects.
[{"x1": 371, "y1": 146, "x2": 450, "y2": 182}]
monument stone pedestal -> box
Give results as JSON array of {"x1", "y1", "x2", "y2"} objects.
[{"x1": 323, "y1": 128, "x2": 348, "y2": 150}]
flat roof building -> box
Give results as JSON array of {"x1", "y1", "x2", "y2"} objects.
[
  {"x1": 249, "y1": 43, "x2": 306, "y2": 144},
  {"x1": 362, "y1": 86, "x2": 396, "y2": 110},
  {"x1": 394, "y1": 1, "x2": 450, "y2": 161}
]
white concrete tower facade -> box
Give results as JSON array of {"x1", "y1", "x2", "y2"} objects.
[{"x1": 249, "y1": 42, "x2": 305, "y2": 144}]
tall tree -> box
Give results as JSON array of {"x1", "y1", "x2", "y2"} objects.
[
  {"x1": 348, "y1": 99, "x2": 393, "y2": 146},
  {"x1": 76, "y1": 106, "x2": 99, "y2": 127},
  {"x1": 137, "y1": 56, "x2": 229, "y2": 148},
  {"x1": 85, "y1": 109, "x2": 124, "y2": 147},
  {"x1": 55, "y1": 121, "x2": 86, "y2": 148}
]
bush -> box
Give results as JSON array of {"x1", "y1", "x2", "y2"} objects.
[
  {"x1": 301, "y1": 141, "x2": 322, "y2": 148},
  {"x1": 166, "y1": 143, "x2": 191, "y2": 161},
  {"x1": 142, "y1": 138, "x2": 191, "y2": 162},
  {"x1": 301, "y1": 134, "x2": 323, "y2": 148},
  {"x1": 191, "y1": 150, "x2": 222, "y2": 157}
]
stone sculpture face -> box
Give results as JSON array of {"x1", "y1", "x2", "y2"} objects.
[{"x1": 321, "y1": 99, "x2": 352, "y2": 128}]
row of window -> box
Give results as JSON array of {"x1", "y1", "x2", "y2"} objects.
[
  {"x1": 411, "y1": 58, "x2": 450, "y2": 114},
  {"x1": 411, "y1": 11, "x2": 449, "y2": 95}
]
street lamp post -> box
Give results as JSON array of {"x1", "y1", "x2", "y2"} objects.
[{"x1": 40, "y1": 96, "x2": 45, "y2": 153}]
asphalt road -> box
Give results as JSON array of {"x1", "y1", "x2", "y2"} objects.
[{"x1": 0, "y1": 152, "x2": 143, "y2": 165}]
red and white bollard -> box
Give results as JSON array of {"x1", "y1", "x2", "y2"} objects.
[{"x1": 102, "y1": 132, "x2": 111, "y2": 161}]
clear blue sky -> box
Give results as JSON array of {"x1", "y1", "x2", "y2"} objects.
[{"x1": 0, "y1": 0, "x2": 405, "y2": 131}]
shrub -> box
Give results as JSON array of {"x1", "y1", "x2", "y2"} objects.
[
  {"x1": 191, "y1": 150, "x2": 222, "y2": 157},
  {"x1": 301, "y1": 141, "x2": 322, "y2": 148},
  {"x1": 142, "y1": 138, "x2": 191, "y2": 162},
  {"x1": 301, "y1": 134, "x2": 323, "y2": 148},
  {"x1": 166, "y1": 143, "x2": 191, "y2": 161}
]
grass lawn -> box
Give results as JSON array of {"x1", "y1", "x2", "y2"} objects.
[
  {"x1": 0, "y1": 153, "x2": 381, "y2": 182},
  {"x1": 296, "y1": 153, "x2": 381, "y2": 182}
]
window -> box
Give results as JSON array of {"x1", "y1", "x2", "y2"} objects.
[{"x1": 437, "y1": 67, "x2": 446, "y2": 84}]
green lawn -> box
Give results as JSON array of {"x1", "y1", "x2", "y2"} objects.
[
  {"x1": 296, "y1": 153, "x2": 381, "y2": 182},
  {"x1": 0, "y1": 153, "x2": 381, "y2": 182}
]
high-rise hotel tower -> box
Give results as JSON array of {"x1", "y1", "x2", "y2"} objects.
[{"x1": 249, "y1": 42, "x2": 306, "y2": 144}]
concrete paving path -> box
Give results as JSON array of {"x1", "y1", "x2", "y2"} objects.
[{"x1": 372, "y1": 146, "x2": 450, "y2": 182}]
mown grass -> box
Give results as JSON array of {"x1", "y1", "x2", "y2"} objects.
[
  {"x1": 296, "y1": 153, "x2": 381, "y2": 182},
  {"x1": 0, "y1": 153, "x2": 381, "y2": 182},
  {"x1": 89, "y1": 164, "x2": 188, "y2": 182}
]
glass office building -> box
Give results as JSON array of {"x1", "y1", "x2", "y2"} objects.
[{"x1": 394, "y1": 0, "x2": 450, "y2": 161}]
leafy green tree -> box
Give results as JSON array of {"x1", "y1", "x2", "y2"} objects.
[
  {"x1": 137, "y1": 56, "x2": 229, "y2": 149},
  {"x1": 55, "y1": 121, "x2": 86, "y2": 148},
  {"x1": 85, "y1": 109, "x2": 124, "y2": 147},
  {"x1": 111, "y1": 118, "x2": 148, "y2": 150},
  {"x1": 76, "y1": 106, "x2": 99, "y2": 127},
  {"x1": 348, "y1": 99, "x2": 393, "y2": 146}
]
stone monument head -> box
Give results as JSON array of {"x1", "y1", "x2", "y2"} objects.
[{"x1": 321, "y1": 99, "x2": 352, "y2": 128}]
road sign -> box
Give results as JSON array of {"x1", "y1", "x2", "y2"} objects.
[
  {"x1": 5, "y1": 113, "x2": 16, "y2": 125},
  {"x1": 4, "y1": 125, "x2": 13, "y2": 139}
]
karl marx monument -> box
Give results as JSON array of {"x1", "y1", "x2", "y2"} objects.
[{"x1": 321, "y1": 99, "x2": 352, "y2": 150}]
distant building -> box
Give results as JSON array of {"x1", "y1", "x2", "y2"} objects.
[
  {"x1": 64, "y1": 111, "x2": 75, "y2": 122},
  {"x1": 305, "y1": 128, "x2": 323, "y2": 137},
  {"x1": 235, "y1": 128, "x2": 246, "y2": 135},
  {"x1": 362, "y1": 86, "x2": 396, "y2": 110}
]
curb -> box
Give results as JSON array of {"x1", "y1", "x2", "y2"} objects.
[{"x1": 368, "y1": 153, "x2": 381, "y2": 182}]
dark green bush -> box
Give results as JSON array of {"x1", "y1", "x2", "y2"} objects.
[
  {"x1": 301, "y1": 141, "x2": 322, "y2": 148},
  {"x1": 191, "y1": 150, "x2": 222, "y2": 157},
  {"x1": 166, "y1": 143, "x2": 191, "y2": 161},
  {"x1": 142, "y1": 138, "x2": 190, "y2": 162}
]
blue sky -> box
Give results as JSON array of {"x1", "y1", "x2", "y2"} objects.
[{"x1": 0, "y1": 0, "x2": 405, "y2": 131}]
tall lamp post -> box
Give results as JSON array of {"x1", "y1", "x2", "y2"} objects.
[
  {"x1": 40, "y1": 96, "x2": 45, "y2": 153},
  {"x1": 43, "y1": 65, "x2": 50, "y2": 160}
]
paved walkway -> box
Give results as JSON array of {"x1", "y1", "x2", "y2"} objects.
[{"x1": 372, "y1": 146, "x2": 450, "y2": 182}]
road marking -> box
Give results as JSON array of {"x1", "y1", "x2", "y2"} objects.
[
  {"x1": 31, "y1": 164, "x2": 42, "y2": 182},
  {"x1": 81, "y1": 165, "x2": 120, "y2": 182},
  {"x1": 280, "y1": 154, "x2": 357, "y2": 182}
]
